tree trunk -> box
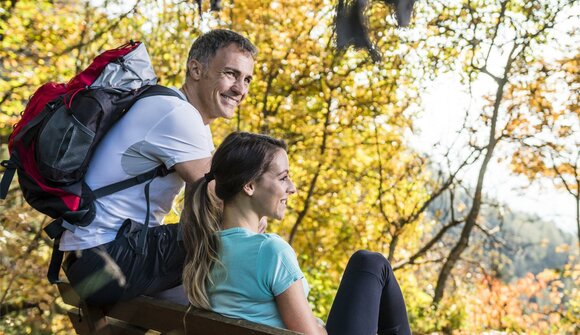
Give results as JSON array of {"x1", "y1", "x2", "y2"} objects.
[
  {"x1": 576, "y1": 193, "x2": 580, "y2": 245},
  {"x1": 288, "y1": 96, "x2": 333, "y2": 245},
  {"x1": 388, "y1": 231, "x2": 399, "y2": 262},
  {"x1": 432, "y1": 54, "x2": 513, "y2": 304}
]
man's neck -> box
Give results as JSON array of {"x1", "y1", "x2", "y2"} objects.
[
  {"x1": 179, "y1": 83, "x2": 211, "y2": 125},
  {"x1": 178, "y1": 86, "x2": 189, "y2": 101}
]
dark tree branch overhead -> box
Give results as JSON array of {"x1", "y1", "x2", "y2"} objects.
[
  {"x1": 196, "y1": 0, "x2": 223, "y2": 12},
  {"x1": 335, "y1": 0, "x2": 416, "y2": 62}
]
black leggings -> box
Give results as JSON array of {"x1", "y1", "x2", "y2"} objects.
[{"x1": 326, "y1": 250, "x2": 412, "y2": 335}]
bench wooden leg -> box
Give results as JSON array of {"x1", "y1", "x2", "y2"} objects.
[{"x1": 81, "y1": 302, "x2": 112, "y2": 335}]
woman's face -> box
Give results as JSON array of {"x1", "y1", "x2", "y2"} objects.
[{"x1": 251, "y1": 149, "x2": 296, "y2": 220}]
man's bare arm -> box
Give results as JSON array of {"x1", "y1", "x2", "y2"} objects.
[{"x1": 173, "y1": 157, "x2": 212, "y2": 183}]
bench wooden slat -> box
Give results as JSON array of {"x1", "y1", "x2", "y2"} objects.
[
  {"x1": 106, "y1": 296, "x2": 299, "y2": 335},
  {"x1": 57, "y1": 282, "x2": 302, "y2": 335},
  {"x1": 67, "y1": 308, "x2": 153, "y2": 335}
]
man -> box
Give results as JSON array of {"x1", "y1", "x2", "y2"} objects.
[{"x1": 60, "y1": 29, "x2": 257, "y2": 305}]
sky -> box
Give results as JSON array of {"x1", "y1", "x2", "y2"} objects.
[
  {"x1": 406, "y1": 1, "x2": 578, "y2": 236},
  {"x1": 412, "y1": 73, "x2": 577, "y2": 235}
]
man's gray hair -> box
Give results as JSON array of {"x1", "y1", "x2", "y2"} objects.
[{"x1": 186, "y1": 29, "x2": 257, "y2": 72}]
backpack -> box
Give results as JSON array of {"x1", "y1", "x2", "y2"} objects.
[{"x1": 0, "y1": 41, "x2": 182, "y2": 283}]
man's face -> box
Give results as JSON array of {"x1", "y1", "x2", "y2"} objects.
[{"x1": 192, "y1": 43, "x2": 255, "y2": 123}]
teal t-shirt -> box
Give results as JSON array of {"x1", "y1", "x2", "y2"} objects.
[{"x1": 209, "y1": 227, "x2": 310, "y2": 329}]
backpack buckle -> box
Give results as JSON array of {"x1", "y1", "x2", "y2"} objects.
[
  {"x1": 44, "y1": 219, "x2": 65, "y2": 239},
  {"x1": 1, "y1": 160, "x2": 16, "y2": 169},
  {"x1": 44, "y1": 218, "x2": 77, "y2": 240},
  {"x1": 61, "y1": 219, "x2": 78, "y2": 233}
]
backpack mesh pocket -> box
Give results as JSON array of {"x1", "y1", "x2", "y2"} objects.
[{"x1": 37, "y1": 104, "x2": 95, "y2": 183}]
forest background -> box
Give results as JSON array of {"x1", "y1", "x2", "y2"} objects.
[{"x1": 0, "y1": 0, "x2": 578, "y2": 334}]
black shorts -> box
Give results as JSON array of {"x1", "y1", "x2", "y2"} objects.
[{"x1": 62, "y1": 220, "x2": 185, "y2": 306}]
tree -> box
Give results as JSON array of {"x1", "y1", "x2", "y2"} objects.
[{"x1": 396, "y1": 0, "x2": 578, "y2": 306}]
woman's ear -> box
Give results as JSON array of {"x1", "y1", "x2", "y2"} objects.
[
  {"x1": 187, "y1": 59, "x2": 203, "y2": 80},
  {"x1": 242, "y1": 182, "x2": 255, "y2": 197}
]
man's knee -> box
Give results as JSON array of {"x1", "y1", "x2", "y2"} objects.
[{"x1": 64, "y1": 248, "x2": 127, "y2": 305}]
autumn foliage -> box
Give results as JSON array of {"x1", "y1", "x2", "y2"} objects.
[
  {"x1": 467, "y1": 262, "x2": 579, "y2": 334},
  {"x1": 1, "y1": 0, "x2": 579, "y2": 334}
]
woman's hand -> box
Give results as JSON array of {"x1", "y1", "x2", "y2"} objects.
[{"x1": 258, "y1": 217, "x2": 268, "y2": 233}]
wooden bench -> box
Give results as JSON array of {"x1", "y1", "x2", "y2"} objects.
[{"x1": 57, "y1": 282, "x2": 302, "y2": 335}]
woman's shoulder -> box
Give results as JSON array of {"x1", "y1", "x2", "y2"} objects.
[
  {"x1": 260, "y1": 233, "x2": 291, "y2": 247},
  {"x1": 257, "y1": 233, "x2": 296, "y2": 258},
  {"x1": 255, "y1": 233, "x2": 303, "y2": 292}
]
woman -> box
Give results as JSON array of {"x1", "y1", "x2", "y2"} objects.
[{"x1": 182, "y1": 132, "x2": 411, "y2": 335}]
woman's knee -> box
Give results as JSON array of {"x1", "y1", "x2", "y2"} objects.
[{"x1": 347, "y1": 250, "x2": 392, "y2": 278}]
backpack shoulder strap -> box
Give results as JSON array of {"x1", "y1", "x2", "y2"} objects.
[
  {"x1": 138, "y1": 85, "x2": 184, "y2": 101},
  {"x1": 119, "y1": 85, "x2": 184, "y2": 118},
  {"x1": 86, "y1": 85, "x2": 181, "y2": 199}
]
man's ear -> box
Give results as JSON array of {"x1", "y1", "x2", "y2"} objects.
[
  {"x1": 242, "y1": 182, "x2": 255, "y2": 197},
  {"x1": 187, "y1": 59, "x2": 203, "y2": 80}
]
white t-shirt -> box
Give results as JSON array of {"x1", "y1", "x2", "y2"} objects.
[{"x1": 60, "y1": 88, "x2": 214, "y2": 251}]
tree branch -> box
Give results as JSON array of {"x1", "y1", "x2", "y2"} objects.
[{"x1": 0, "y1": 301, "x2": 40, "y2": 317}]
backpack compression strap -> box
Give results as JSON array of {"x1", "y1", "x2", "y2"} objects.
[{"x1": 43, "y1": 165, "x2": 175, "y2": 239}]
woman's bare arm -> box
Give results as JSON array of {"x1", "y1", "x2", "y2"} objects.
[{"x1": 275, "y1": 280, "x2": 327, "y2": 335}]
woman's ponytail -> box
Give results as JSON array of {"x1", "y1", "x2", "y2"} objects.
[{"x1": 182, "y1": 177, "x2": 222, "y2": 309}]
